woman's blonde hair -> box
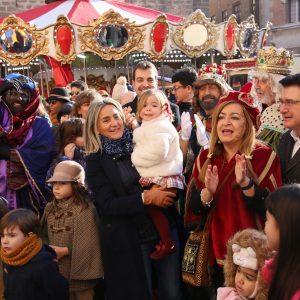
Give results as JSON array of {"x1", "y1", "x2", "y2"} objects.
[
  {"x1": 199, "y1": 101, "x2": 257, "y2": 183},
  {"x1": 224, "y1": 228, "x2": 273, "y2": 300},
  {"x1": 84, "y1": 98, "x2": 125, "y2": 154},
  {"x1": 136, "y1": 89, "x2": 173, "y2": 122}
]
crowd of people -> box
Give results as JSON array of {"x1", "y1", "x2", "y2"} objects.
[{"x1": 0, "y1": 45, "x2": 300, "y2": 300}]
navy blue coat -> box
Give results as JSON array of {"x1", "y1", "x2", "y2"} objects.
[
  {"x1": 86, "y1": 151, "x2": 151, "y2": 300},
  {"x1": 3, "y1": 245, "x2": 69, "y2": 300}
]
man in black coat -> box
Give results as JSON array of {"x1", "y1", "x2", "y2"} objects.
[
  {"x1": 278, "y1": 73, "x2": 300, "y2": 184},
  {"x1": 123, "y1": 61, "x2": 180, "y2": 128}
]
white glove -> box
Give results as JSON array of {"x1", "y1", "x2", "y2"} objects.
[
  {"x1": 180, "y1": 112, "x2": 192, "y2": 141},
  {"x1": 194, "y1": 114, "x2": 209, "y2": 147}
]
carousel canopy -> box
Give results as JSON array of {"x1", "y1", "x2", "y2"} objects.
[{"x1": 15, "y1": 0, "x2": 183, "y2": 27}]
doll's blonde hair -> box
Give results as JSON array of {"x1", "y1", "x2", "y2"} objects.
[{"x1": 224, "y1": 228, "x2": 273, "y2": 300}]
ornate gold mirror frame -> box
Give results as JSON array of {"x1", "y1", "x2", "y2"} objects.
[
  {"x1": 0, "y1": 15, "x2": 49, "y2": 66},
  {"x1": 77, "y1": 10, "x2": 145, "y2": 60},
  {"x1": 237, "y1": 15, "x2": 259, "y2": 58},
  {"x1": 172, "y1": 10, "x2": 218, "y2": 57},
  {"x1": 149, "y1": 15, "x2": 169, "y2": 60},
  {"x1": 53, "y1": 15, "x2": 76, "y2": 64}
]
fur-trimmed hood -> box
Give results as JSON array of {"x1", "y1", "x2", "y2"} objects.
[{"x1": 223, "y1": 229, "x2": 273, "y2": 300}]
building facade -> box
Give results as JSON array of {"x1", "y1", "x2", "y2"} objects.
[
  {"x1": 0, "y1": 0, "x2": 44, "y2": 18},
  {"x1": 0, "y1": 0, "x2": 209, "y2": 18}
]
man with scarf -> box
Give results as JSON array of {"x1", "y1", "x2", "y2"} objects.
[{"x1": 0, "y1": 73, "x2": 54, "y2": 216}]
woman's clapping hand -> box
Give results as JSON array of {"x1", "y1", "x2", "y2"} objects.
[
  {"x1": 235, "y1": 154, "x2": 249, "y2": 186},
  {"x1": 205, "y1": 164, "x2": 219, "y2": 195}
]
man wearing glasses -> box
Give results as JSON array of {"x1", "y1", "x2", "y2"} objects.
[
  {"x1": 278, "y1": 73, "x2": 300, "y2": 184},
  {"x1": 46, "y1": 87, "x2": 72, "y2": 125},
  {"x1": 171, "y1": 67, "x2": 197, "y2": 116},
  {"x1": 69, "y1": 80, "x2": 88, "y2": 102}
]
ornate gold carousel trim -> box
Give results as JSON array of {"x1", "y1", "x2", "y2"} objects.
[
  {"x1": 53, "y1": 15, "x2": 77, "y2": 64},
  {"x1": 172, "y1": 9, "x2": 219, "y2": 58},
  {"x1": 236, "y1": 15, "x2": 259, "y2": 58},
  {"x1": 77, "y1": 10, "x2": 145, "y2": 61},
  {"x1": 223, "y1": 14, "x2": 237, "y2": 58},
  {"x1": 0, "y1": 15, "x2": 49, "y2": 66},
  {"x1": 149, "y1": 14, "x2": 169, "y2": 60}
]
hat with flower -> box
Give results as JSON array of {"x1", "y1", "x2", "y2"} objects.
[
  {"x1": 195, "y1": 63, "x2": 232, "y2": 95},
  {"x1": 218, "y1": 91, "x2": 261, "y2": 130}
]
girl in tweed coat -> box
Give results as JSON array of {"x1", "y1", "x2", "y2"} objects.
[{"x1": 43, "y1": 160, "x2": 103, "y2": 300}]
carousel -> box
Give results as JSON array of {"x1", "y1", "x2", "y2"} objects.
[{"x1": 0, "y1": 0, "x2": 277, "y2": 95}]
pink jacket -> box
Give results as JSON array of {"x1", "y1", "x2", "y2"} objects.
[
  {"x1": 217, "y1": 287, "x2": 246, "y2": 300},
  {"x1": 262, "y1": 258, "x2": 300, "y2": 300}
]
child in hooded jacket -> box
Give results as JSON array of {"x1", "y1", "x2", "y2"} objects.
[{"x1": 217, "y1": 228, "x2": 272, "y2": 300}]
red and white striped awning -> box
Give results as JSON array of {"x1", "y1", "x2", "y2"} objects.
[{"x1": 15, "y1": 0, "x2": 183, "y2": 27}]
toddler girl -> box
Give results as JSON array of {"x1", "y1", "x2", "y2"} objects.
[
  {"x1": 263, "y1": 184, "x2": 300, "y2": 300},
  {"x1": 131, "y1": 89, "x2": 184, "y2": 259},
  {"x1": 43, "y1": 160, "x2": 103, "y2": 300},
  {"x1": 217, "y1": 228, "x2": 272, "y2": 300}
]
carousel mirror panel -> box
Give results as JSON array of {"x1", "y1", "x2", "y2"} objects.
[
  {"x1": 77, "y1": 10, "x2": 145, "y2": 60},
  {"x1": 97, "y1": 25, "x2": 128, "y2": 48},
  {"x1": 0, "y1": 28, "x2": 32, "y2": 53},
  {"x1": 172, "y1": 10, "x2": 218, "y2": 58},
  {"x1": 0, "y1": 15, "x2": 48, "y2": 66},
  {"x1": 237, "y1": 15, "x2": 259, "y2": 58}
]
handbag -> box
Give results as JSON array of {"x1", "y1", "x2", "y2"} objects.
[
  {"x1": 182, "y1": 164, "x2": 235, "y2": 287},
  {"x1": 182, "y1": 211, "x2": 212, "y2": 286}
]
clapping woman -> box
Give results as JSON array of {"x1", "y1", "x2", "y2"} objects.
[{"x1": 184, "y1": 91, "x2": 282, "y2": 297}]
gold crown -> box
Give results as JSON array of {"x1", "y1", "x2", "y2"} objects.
[{"x1": 256, "y1": 46, "x2": 294, "y2": 75}]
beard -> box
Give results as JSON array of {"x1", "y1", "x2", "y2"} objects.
[{"x1": 199, "y1": 94, "x2": 219, "y2": 111}]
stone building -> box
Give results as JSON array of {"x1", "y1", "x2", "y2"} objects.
[{"x1": 0, "y1": 0, "x2": 209, "y2": 18}]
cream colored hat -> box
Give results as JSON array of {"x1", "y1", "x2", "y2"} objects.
[{"x1": 47, "y1": 160, "x2": 85, "y2": 185}]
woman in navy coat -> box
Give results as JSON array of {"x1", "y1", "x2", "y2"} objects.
[{"x1": 84, "y1": 99, "x2": 177, "y2": 300}]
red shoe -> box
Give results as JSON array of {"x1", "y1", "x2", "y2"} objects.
[{"x1": 150, "y1": 241, "x2": 176, "y2": 260}]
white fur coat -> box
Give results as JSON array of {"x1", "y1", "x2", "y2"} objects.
[{"x1": 132, "y1": 114, "x2": 183, "y2": 178}]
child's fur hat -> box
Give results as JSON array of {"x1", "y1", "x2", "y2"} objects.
[
  {"x1": 112, "y1": 76, "x2": 128, "y2": 102},
  {"x1": 224, "y1": 228, "x2": 273, "y2": 300}
]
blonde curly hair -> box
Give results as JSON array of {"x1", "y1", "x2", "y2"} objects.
[{"x1": 224, "y1": 228, "x2": 273, "y2": 300}]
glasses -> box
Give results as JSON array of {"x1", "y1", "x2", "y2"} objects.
[
  {"x1": 70, "y1": 91, "x2": 80, "y2": 96},
  {"x1": 172, "y1": 85, "x2": 185, "y2": 91},
  {"x1": 278, "y1": 99, "x2": 300, "y2": 107}
]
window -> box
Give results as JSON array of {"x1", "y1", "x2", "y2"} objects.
[
  {"x1": 222, "y1": 10, "x2": 228, "y2": 22},
  {"x1": 233, "y1": 2, "x2": 241, "y2": 23},
  {"x1": 287, "y1": 0, "x2": 300, "y2": 23}
]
